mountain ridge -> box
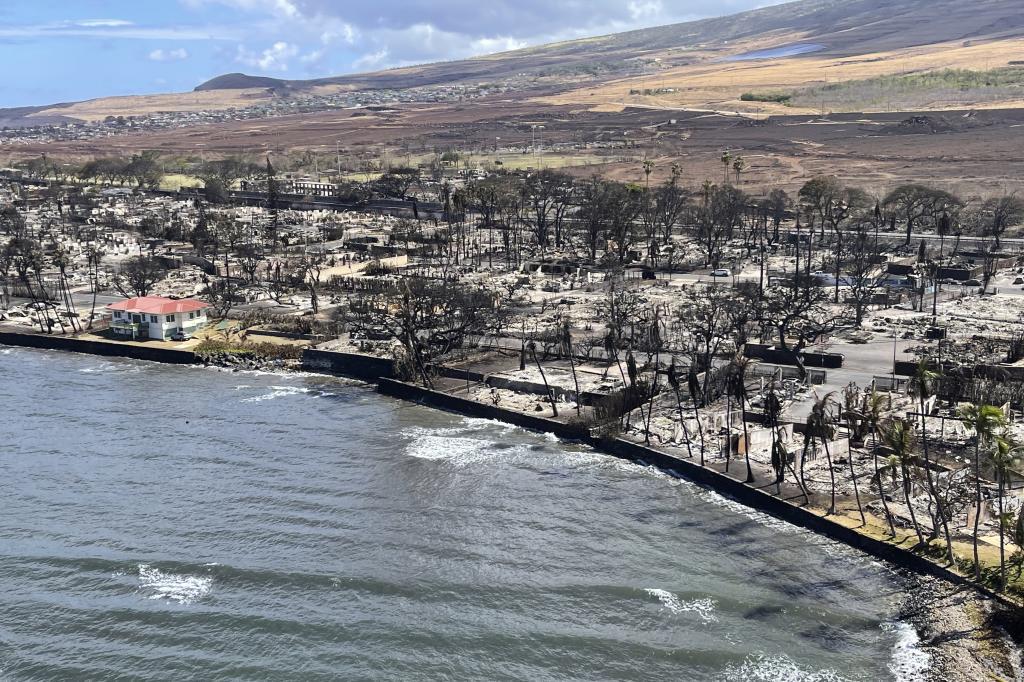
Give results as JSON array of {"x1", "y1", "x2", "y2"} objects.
[{"x1": 193, "y1": 0, "x2": 1024, "y2": 94}]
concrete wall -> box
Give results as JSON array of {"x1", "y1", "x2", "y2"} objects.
[
  {"x1": 377, "y1": 378, "x2": 589, "y2": 440},
  {"x1": 745, "y1": 343, "x2": 844, "y2": 369},
  {"x1": 0, "y1": 331, "x2": 197, "y2": 364},
  {"x1": 302, "y1": 348, "x2": 395, "y2": 381}
]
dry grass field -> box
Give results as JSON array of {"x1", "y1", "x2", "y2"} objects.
[
  {"x1": 31, "y1": 89, "x2": 274, "y2": 122},
  {"x1": 541, "y1": 37, "x2": 1024, "y2": 115}
]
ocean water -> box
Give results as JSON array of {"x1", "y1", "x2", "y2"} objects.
[{"x1": 0, "y1": 347, "x2": 928, "y2": 680}]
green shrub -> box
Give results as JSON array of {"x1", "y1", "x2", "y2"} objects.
[{"x1": 740, "y1": 92, "x2": 792, "y2": 103}]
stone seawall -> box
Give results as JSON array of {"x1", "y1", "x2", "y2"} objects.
[
  {"x1": 301, "y1": 348, "x2": 395, "y2": 381},
  {"x1": 377, "y1": 378, "x2": 589, "y2": 440},
  {"x1": 0, "y1": 332, "x2": 198, "y2": 365}
]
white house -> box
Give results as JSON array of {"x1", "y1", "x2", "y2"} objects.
[{"x1": 108, "y1": 296, "x2": 210, "y2": 341}]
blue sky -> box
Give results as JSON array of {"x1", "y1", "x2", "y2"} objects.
[{"x1": 0, "y1": 1, "x2": 784, "y2": 108}]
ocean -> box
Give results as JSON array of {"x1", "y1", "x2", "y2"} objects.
[{"x1": 0, "y1": 347, "x2": 928, "y2": 680}]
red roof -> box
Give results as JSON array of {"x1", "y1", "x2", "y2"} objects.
[{"x1": 107, "y1": 296, "x2": 209, "y2": 315}]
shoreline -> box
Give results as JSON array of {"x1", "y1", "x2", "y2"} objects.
[
  {"x1": 3, "y1": 336, "x2": 1022, "y2": 679},
  {"x1": 899, "y1": 574, "x2": 1022, "y2": 681}
]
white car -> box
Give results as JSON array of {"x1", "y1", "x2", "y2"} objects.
[{"x1": 711, "y1": 269, "x2": 732, "y2": 278}]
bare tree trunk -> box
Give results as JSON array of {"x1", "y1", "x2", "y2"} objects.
[
  {"x1": 875, "y1": 448, "x2": 896, "y2": 536},
  {"x1": 532, "y1": 347, "x2": 558, "y2": 418},
  {"x1": 973, "y1": 442, "x2": 983, "y2": 580},
  {"x1": 905, "y1": 464, "x2": 925, "y2": 546}
]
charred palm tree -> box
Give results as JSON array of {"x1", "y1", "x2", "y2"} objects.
[
  {"x1": 528, "y1": 339, "x2": 557, "y2": 418},
  {"x1": 764, "y1": 388, "x2": 790, "y2": 496},
  {"x1": 559, "y1": 319, "x2": 582, "y2": 417},
  {"x1": 626, "y1": 351, "x2": 650, "y2": 444},
  {"x1": 85, "y1": 245, "x2": 104, "y2": 330},
  {"x1": 667, "y1": 360, "x2": 694, "y2": 460},
  {"x1": 726, "y1": 355, "x2": 755, "y2": 482},
  {"x1": 807, "y1": 393, "x2": 840, "y2": 515},
  {"x1": 687, "y1": 367, "x2": 707, "y2": 466},
  {"x1": 911, "y1": 360, "x2": 954, "y2": 563}
]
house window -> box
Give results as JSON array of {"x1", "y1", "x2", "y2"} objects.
[
  {"x1": 189, "y1": 312, "x2": 195, "y2": 320},
  {"x1": 166, "y1": 314, "x2": 176, "y2": 322},
  {"x1": 150, "y1": 315, "x2": 158, "y2": 323}
]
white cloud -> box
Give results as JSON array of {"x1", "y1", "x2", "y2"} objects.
[
  {"x1": 352, "y1": 48, "x2": 389, "y2": 71},
  {"x1": 628, "y1": 1, "x2": 663, "y2": 21},
  {"x1": 320, "y1": 22, "x2": 357, "y2": 46},
  {"x1": 75, "y1": 19, "x2": 135, "y2": 28},
  {"x1": 172, "y1": 0, "x2": 790, "y2": 78},
  {"x1": 149, "y1": 47, "x2": 190, "y2": 61},
  {"x1": 470, "y1": 36, "x2": 528, "y2": 54},
  {"x1": 235, "y1": 41, "x2": 300, "y2": 71}
]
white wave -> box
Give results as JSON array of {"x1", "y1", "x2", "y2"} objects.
[
  {"x1": 571, "y1": 452, "x2": 674, "y2": 479},
  {"x1": 644, "y1": 588, "x2": 718, "y2": 624},
  {"x1": 241, "y1": 385, "x2": 315, "y2": 403},
  {"x1": 882, "y1": 621, "x2": 930, "y2": 682},
  {"x1": 0, "y1": 348, "x2": 13, "y2": 354},
  {"x1": 79, "y1": 360, "x2": 142, "y2": 374},
  {"x1": 405, "y1": 431, "x2": 499, "y2": 465},
  {"x1": 202, "y1": 364, "x2": 347, "y2": 381},
  {"x1": 79, "y1": 362, "x2": 115, "y2": 373},
  {"x1": 719, "y1": 654, "x2": 849, "y2": 682},
  {"x1": 135, "y1": 563, "x2": 212, "y2": 605},
  {"x1": 459, "y1": 416, "x2": 519, "y2": 434}
]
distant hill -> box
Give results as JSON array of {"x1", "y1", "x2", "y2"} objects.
[
  {"x1": 194, "y1": 0, "x2": 1024, "y2": 93},
  {"x1": 194, "y1": 73, "x2": 293, "y2": 92},
  {"x1": 9, "y1": 0, "x2": 1024, "y2": 125}
]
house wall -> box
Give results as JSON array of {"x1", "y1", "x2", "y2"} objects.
[{"x1": 111, "y1": 307, "x2": 209, "y2": 340}]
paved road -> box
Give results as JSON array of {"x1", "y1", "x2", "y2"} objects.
[{"x1": 783, "y1": 338, "x2": 919, "y2": 422}]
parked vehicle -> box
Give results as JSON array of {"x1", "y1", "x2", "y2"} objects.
[{"x1": 711, "y1": 269, "x2": 732, "y2": 278}]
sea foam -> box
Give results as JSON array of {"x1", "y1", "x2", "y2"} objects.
[
  {"x1": 135, "y1": 563, "x2": 212, "y2": 605},
  {"x1": 644, "y1": 588, "x2": 718, "y2": 624},
  {"x1": 882, "y1": 621, "x2": 930, "y2": 682},
  {"x1": 719, "y1": 653, "x2": 849, "y2": 681}
]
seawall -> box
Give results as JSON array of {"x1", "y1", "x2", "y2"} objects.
[
  {"x1": 0, "y1": 331, "x2": 198, "y2": 365},
  {"x1": 301, "y1": 348, "x2": 395, "y2": 381}
]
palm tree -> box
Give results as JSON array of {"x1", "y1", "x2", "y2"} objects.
[
  {"x1": 687, "y1": 367, "x2": 707, "y2": 466},
  {"x1": 840, "y1": 385, "x2": 867, "y2": 526},
  {"x1": 911, "y1": 360, "x2": 954, "y2": 563},
  {"x1": 806, "y1": 393, "x2": 840, "y2": 514},
  {"x1": 726, "y1": 355, "x2": 755, "y2": 482},
  {"x1": 527, "y1": 340, "x2": 557, "y2": 418},
  {"x1": 667, "y1": 361, "x2": 694, "y2": 460},
  {"x1": 958, "y1": 403, "x2": 1007, "y2": 580},
  {"x1": 85, "y1": 245, "x2": 105, "y2": 330},
  {"x1": 559, "y1": 319, "x2": 582, "y2": 417},
  {"x1": 764, "y1": 387, "x2": 796, "y2": 498},
  {"x1": 859, "y1": 388, "x2": 896, "y2": 536},
  {"x1": 989, "y1": 433, "x2": 1020, "y2": 590},
  {"x1": 878, "y1": 418, "x2": 925, "y2": 546},
  {"x1": 720, "y1": 150, "x2": 732, "y2": 184},
  {"x1": 732, "y1": 156, "x2": 746, "y2": 185}
]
